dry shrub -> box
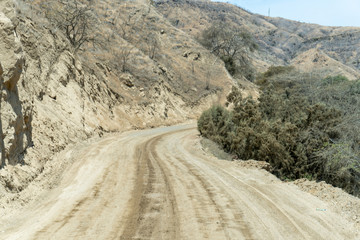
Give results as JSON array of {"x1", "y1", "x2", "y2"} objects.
[
  {"x1": 198, "y1": 67, "x2": 360, "y2": 196},
  {"x1": 197, "y1": 22, "x2": 257, "y2": 80}
]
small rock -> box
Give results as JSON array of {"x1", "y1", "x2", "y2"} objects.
[
  {"x1": 159, "y1": 66, "x2": 167, "y2": 73},
  {"x1": 123, "y1": 78, "x2": 134, "y2": 88}
]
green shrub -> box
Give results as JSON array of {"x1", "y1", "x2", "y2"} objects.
[
  {"x1": 220, "y1": 56, "x2": 237, "y2": 76},
  {"x1": 198, "y1": 70, "x2": 360, "y2": 196},
  {"x1": 315, "y1": 142, "x2": 360, "y2": 194},
  {"x1": 256, "y1": 65, "x2": 295, "y2": 86},
  {"x1": 198, "y1": 105, "x2": 233, "y2": 148},
  {"x1": 321, "y1": 75, "x2": 349, "y2": 86},
  {"x1": 263, "y1": 66, "x2": 295, "y2": 78}
]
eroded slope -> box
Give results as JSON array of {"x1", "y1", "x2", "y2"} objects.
[
  {"x1": 155, "y1": 0, "x2": 360, "y2": 77},
  {"x1": 0, "y1": 0, "x2": 242, "y2": 197}
]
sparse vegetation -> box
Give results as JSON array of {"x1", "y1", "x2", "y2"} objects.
[
  {"x1": 116, "y1": 46, "x2": 133, "y2": 72},
  {"x1": 199, "y1": 67, "x2": 360, "y2": 196},
  {"x1": 256, "y1": 65, "x2": 294, "y2": 85},
  {"x1": 145, "y1": 33, "x2": 159, "y2": 60},
  {"x1": 198, "y1": 22, "x2": 258, "y2": 80},
  {"x1": 41, "y1": 0, "x2": 100, "y2": 51}
]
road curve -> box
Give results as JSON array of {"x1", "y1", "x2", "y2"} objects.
[{"x1": 0, "y1": 124, "x2": 358, "y2": 239}]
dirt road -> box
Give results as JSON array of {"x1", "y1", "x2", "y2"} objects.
[{"x1": 0, "y1": 124, "x2": 358, "y2": 239}]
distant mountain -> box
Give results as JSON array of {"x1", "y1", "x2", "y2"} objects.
[{"x1": 155, "y1": 0, "x2": 360, "y2": 79}]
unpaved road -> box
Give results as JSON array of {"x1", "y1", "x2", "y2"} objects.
[{"x1": 0, "y1": 124, "x2": 359, "y2": 239}]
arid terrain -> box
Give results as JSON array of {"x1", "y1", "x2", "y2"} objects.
[
  {"x1": 1, "y1": 124, "x2": 359, "y2": 239},
  {"x1": 155, "y1": 0, "x2": 360, "y2": 78},
  {"x1": 1, "y1": 0, "x2": 360, "y2": 239}
]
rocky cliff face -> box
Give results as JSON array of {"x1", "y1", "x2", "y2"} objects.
[
  {"x1": 0, "y1": 2, "x2": 122, "y2": 192},
  {"x1": 0, "y1": 10, "x2": 29, "y2": 168}
]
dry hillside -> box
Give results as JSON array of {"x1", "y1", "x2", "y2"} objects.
[
  {"x1": 1, "y1": 0, "x2": 360, "y2": 207},
  {"x1": 0, "y1": 0, "x2": 240, "y2": 196},
  {"x1": 155, "y1": 0, "x2": 360, "y2": 78}
]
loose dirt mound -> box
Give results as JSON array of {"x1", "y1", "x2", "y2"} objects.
[{"x1": 293, "y1": 178, "x2": 360, "y2": 230}]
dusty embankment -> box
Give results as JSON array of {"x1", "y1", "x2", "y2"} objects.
[
  {"x1": 0, "y1": 124, "x2": 358, "y2": 240},
  {"x1": 1, "y1": 0, "x2": 239, "y2": 195}
]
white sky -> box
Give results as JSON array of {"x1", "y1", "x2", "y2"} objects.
[{"x1": 213, "y1": 0, "x2": 360, "y2": 27}]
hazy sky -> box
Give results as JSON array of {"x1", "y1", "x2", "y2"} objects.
[{"x1": 213, "y1": 0, "x2": 360, "y2": 27}]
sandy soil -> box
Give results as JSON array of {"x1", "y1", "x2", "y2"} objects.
[{"x1": 0, "y1": 124, "x2": 359, "y2": 239}]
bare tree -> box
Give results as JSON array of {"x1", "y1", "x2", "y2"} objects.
[
  {"x1": 118, "y1": 15, "x2": 132, "y2": 40},
  {"x1": 115, "y1": 47, "x2": 133, "y2": 72},
  {"x1": 199, "y1": 22, "x2": 258, "y2": 80},
  {"x1": 145, "y1": 34, "x2": 158, "y2": 59},
  {"x1": 41, "y1": 0, "x2": 99, "y2": 51}
]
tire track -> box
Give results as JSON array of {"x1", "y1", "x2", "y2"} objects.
[
  {"x1": 1, "y1": 124, "x2": 358, "y2": 240},
  {"x1": 172, "y1": 155, "x2": 254, "y2": 240},
  {"x1": 178, "y1": 131, "x2": 309, "y2": 239},
  {"x1": 32, "y1": 143, "x2": 120, "y2": 239},
  {"x1": 120, "y1": 134, "x2": 180, "y2": 240},
  {"x1": 149, "y1": 132, "x2": 255, "y2": 240}
]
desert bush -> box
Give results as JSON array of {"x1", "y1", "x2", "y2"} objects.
[
  {"x1": 198, "y1": 68, "x2": 360, "y2": 196},
  {"x1": 198, "y1": 22, "x2": 257, "y2": 80},
  {"x1": 262, "y1": 65, "x2": 294, "y2": 78},
  {"x1": 321, "y1": 75, "x2": 349, "y2": 85},
  {"x1": 220, "y1": 56, "x2": 237, "y2": 76},
  {"x1": 198, "y1": 105, "x2": 233, "y2": 147},
  {"x1": 256, "y1": 65, "x2": 295, "y2": 86},
  {"x1": 315, "y1": 142, "x2": 360, "y2": 194}
]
